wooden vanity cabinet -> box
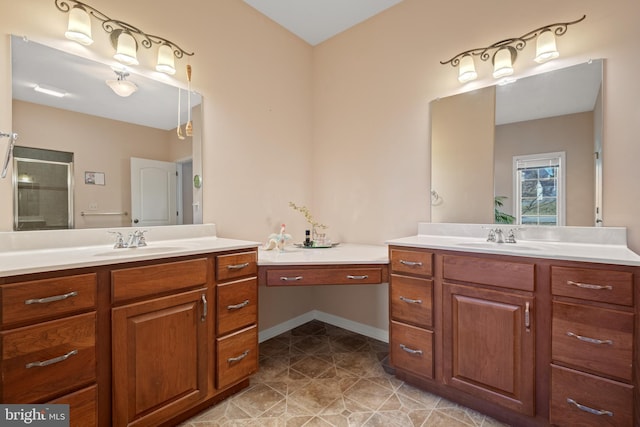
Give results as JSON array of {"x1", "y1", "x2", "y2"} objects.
[
  {"x1": 389, "y1": 245, "x2": 639, "y2": 427},
  {"x1": 442, "y1": 254, "x2": 536, "y2": 416},
  {"x1": 0, "y1": 247, "x2": 259, "y2": 427},
  {"x1": 443, "y1": 282, "x2": 535, "y2": 415},
  {"x1": 389, "y1": 247, "x2": 434, "y2": 380},
  {"x1": 261, "y1": 264, "x2": 388, "y2": 286},
  {"x1": 0, "y1": 273, "x2": 98, "y2": 426},
  {"x1": 111, "y1": 259, "x2": 210, "y2": 427},
  {"x1": 549, "y1": 265, "x2": 636, "y2": 427},
  {"x1": 214, "y1": 251, "x2": 259, "y2": 390}
]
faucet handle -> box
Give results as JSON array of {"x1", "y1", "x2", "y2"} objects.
[
  {"x1": 108, "y1": 231, "x2": 126, "y2": 248},
  {"x1": 135, "y1": 229, "x2": 148, "y2": 247},
  {"x1": 486, "y1": 229, "x2": 496, "y2": 242},
  {"x1": 505, "y1": 229, "x2": 517, "y2": 243}
]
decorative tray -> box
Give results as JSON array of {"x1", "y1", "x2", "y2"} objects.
[{"x1": 293, "y1": 242, "x2": 340, "y2": 249}]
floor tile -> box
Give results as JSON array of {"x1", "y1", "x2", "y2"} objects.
[{"x1": 180, "y1": 321, "x2": 510, "y2": 427}]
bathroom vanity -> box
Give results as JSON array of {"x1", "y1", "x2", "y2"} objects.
[
  {"x1": 387, "y1": 223, "x2": 639, "y2": 427},
  {"x1": 258, "y1": 243, "x2": 389, "y2": 286},
  {"x1": 0, "y1": 225, "x2": 259, "y2": 427}
]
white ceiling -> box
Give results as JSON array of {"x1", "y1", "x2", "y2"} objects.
[
  {"x1": 496, "y1": 61, "x2": 602, "y2": 125},
  {"x1": 12, "y1": 36, "x2": 200, "y2": 131},
  {"x1": 243, "y1": 0, "x2": 403, "y2": 45}
]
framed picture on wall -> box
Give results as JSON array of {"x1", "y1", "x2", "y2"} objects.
[{"x1": 85, "y1": 171, "x2": 105, "y2": 185}]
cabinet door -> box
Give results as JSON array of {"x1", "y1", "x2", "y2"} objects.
[
  {"x1": 443, "y1": 283, "x2": 535, "y2": 415},
  {"x1": 112, "y1": 288, "x2": 208, "y2": 427}
]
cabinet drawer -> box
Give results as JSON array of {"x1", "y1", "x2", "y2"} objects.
[
  {"x1": 550, "y1": 365, "x2": 633, "y2": 427},
  {"x1": 390, "y1": 248, "x2": 433, "y2": 277},
  {"x1": 443, "y1": 255, "x2": 534, "y2": 291},
  {"x1": 1, "y1": 274, "x2": 96, "y2": 326},
  {"x1": 390, "y1": 321, "x2": 433, "y2": 379},
  {"x1": 217, "y1": 277, "x2": 258, "y2": 336},
  {"x1": 1, "y1": 312, "x2": 96, "y2": 403},
  {"x1": 48, "y1": 384, "x2": 97, "y2": 427},
  {"x1": 390, "y1": 275, "x2": 433, "y2": 328},
  {"x1": 216, "y1": 251, "x2": 258, "y2": 282},
  {"x1": 552, "y1": 301, "x2": 633, "y2": 381},
  {"x1": 551, "y1": 266, "x2": 633, "y2": 306},
  {"x1": 217, "y1": 325, "x2": 258, "y2": 390},
  {"x1": 265, "y1": 267, "x2": 384, "y2": 286},
  {"x1": 112, "y1": 258, "x2": 208, "y2": 303}
]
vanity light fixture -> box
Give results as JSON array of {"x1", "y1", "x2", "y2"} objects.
[
  {"x1": 112, "y1": 30, "x2": 139, "y2": 66},
  {"x1": 441, "y1": 15, "x2": 585, "y2": 83},
  {"x1": 534, "y1": 30, "x2": 560, "y2": 63},
  {"x1": 64, "y1": 5, "x2": 93, "y2": 45},
  {"x1": 492, "y1": 47, "x2": 515, "y2": 79},
  {"x1": 106, "y1": 70, "x2": 138, "y2": 97},
  {"x1": 55, "y1": 0, "x2": 193, "y2": 74},
  {"x1": 156, "y1": 44, "x2": 176, "y2": 75},
  {"x1": 457, "y1": 55, "x2": 478, "y2": 83}
]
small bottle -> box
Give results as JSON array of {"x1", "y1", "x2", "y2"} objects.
[{"x1": 304, "y1": 229, "x2": 312, "y2": 247}]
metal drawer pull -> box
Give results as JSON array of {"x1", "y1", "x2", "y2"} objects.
[
  {"x1": 26, "y1": 349, "x2": 78, "y2": 368},
  {"x1": 347, "y1": 275, "x2": 369, "y2": 280},
  {"x1": 399, "y1": 296, "x2": 422, "y2": 304},
  {"x1": 399, "y1": 344, "x2": 423, "y2": 355},
  {"x1": 399, "y1": 260, "x2": 423, "y2": 267},
  {"x1": 25, "y1": 291, "x2": 78, "y2": 305},
  {"x1": 201, "y1": 294, "x2": 208, "y2": 322},
  {"x1": 567, "y1": 331, "x2": 613, "y2": 345},
  {"x1": 567, "y1": 398, "x2": 613, "y2": 417},
  {"x1": 525, "y1": 302, "x2": 531, "y2": 330},
  {"x1": 567, "y1": 280, "x2": 613, "y2": 291},
  {"x1": 227, "y1": 262, "x2": 250, "y2": 270},
  {"x1": 228, "y1": 350, "x2": 250, "y2": 363},
  {"x1": 280, "y1": 276, "x2": 303, "y2": 281},
  {"x1": 227, "y1": 300, "x2": 250, "y2": 310}
]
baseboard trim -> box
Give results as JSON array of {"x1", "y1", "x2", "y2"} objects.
[{"x1": 258, "y1": 310, "x2": 388, "y2": 343}]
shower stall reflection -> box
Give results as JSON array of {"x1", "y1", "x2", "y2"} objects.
[{"x1": 13, "y1": 146, "x2": 74, "y2": 230}]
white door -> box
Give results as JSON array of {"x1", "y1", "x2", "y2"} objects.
[{"x1": 130, "y1": 157, "x2": 178, "y2": 226}]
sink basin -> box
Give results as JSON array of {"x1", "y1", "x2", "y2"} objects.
[
  {"x1": 456, "y1": 242, "x2": 541, "y2": 251},
  {"x1": 93, "y1": 246, "x2": 186, "y2": 257}
]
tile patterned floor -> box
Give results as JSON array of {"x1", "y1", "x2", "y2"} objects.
[{"x1": 180, "y1": 320, "x2": 509, "y2": 427}]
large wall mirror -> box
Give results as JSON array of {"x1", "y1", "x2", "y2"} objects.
[
  {"x1": 431, "y1": 59, "x2": 603, "y2": 226},
  {"x1": 10, "y1": 35, "x2": 202, "y2": 230}
]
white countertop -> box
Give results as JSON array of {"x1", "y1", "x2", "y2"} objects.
[
  {"x1": 0, "y1": 224, "x2": 260, "y2": 277},
  {"x1": 387, "y1": 223, "x2": 640, "y2": 266},
  {"x1": 258, "y1": 243, "x2": 388, "y2": 266}
]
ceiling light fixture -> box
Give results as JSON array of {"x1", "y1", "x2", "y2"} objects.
[
  {"x1": 441, "y1": 15, "x2": 585, "y2": 83},
  {"x1": 55, "y1": 0, "x2": 193, "y2": 74},
  {"x1": 106, "y1": 70, "x2": 138, "y2": 97},
  {"x1": 33, "y1": 84, "x2": 67, "y2": 98}
]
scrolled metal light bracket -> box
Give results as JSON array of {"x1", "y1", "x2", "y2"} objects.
[
  {"x1": 54, "y1": 0, "x2": 194, "y2": 60},
  {"x1": 440, "y1": 15, "x2": 586, "y2": 68}
]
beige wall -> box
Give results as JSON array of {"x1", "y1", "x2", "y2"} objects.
[
  {"x1": 2, "y1": 0, "x2": 640, "y2": 334},
  {"x1": 495, "y1": 112, "x2": 595, "y2": 226},
  {"x1": 13, "y1": 100, "x2": 182, "y2": 228},
  {"x1": 431, "y1": 86, "x2": 495, "y2": 224}
]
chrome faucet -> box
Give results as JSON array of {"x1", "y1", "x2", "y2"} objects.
[
  {"x1": 109, "y1": 230, "x2": 147, "y2": 248},
  {"x1": 486, "y1": 228, "x2": 506, "y2": 243},
  {"x1": 127, "y1": 230, "x2": 148, "y2": 248},
  {"x1": 505, "y1": 229, "x2": 517, "y2": 244},
  {"x1": 109, "y1": 231, "x2": 126, "y2": 248}
]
